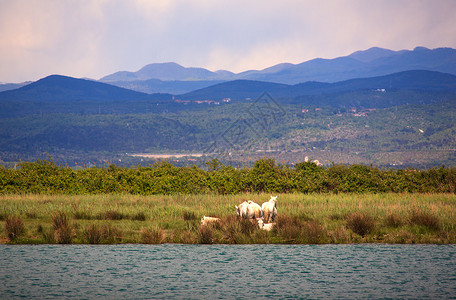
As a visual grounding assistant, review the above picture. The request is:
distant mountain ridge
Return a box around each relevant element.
[100,47,456,90]
[0,82,31,92]
[179,70,456,101]
[2,70,456,107]
[101,62,234,82]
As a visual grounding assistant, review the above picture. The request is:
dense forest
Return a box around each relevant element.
[1,158,455,194]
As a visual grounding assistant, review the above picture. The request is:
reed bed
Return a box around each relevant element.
[1,193,455,244]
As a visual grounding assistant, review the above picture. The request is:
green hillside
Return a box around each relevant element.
[1,98,455,168]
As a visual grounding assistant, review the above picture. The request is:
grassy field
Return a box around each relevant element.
[1,193,455,244]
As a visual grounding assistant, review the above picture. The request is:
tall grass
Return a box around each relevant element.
[199,225,214,244]
[84,224,102,244]
[409,209,441,231]
[345,213,375,237]
[51,212,73,244]
[0,193,455,244]
[141,227,166,244]
[4,216,24,241]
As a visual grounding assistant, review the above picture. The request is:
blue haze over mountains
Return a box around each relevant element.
[98,46,456,94]
[2,46,456,168]
[1,46,456,113]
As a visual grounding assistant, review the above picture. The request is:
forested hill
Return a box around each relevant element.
[179,70,456,101]
[0,75,173,102]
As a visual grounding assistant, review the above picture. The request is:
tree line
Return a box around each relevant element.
[1,159,455,194]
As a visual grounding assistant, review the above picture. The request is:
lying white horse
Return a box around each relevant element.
[236,200,263,219]
[257,219,275,231]
[201,216,220,226]
[262,196,278,223]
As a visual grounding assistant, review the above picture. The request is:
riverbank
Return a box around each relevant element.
[1,193,455,244]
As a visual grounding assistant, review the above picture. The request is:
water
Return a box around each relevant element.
[1,244,455,299]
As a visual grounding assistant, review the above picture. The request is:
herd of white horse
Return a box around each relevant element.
[201,196,278,231]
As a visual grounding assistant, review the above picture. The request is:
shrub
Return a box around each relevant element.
[199,225,214,244]
[51,212,73,244]
[274,215,304,242]
[5,216,24,241]
[409,209,441,231]
[141,227,165,244]
[222,216,243,244]
[345,213,375,237]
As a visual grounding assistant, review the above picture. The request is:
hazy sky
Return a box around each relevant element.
[1,0,456,82]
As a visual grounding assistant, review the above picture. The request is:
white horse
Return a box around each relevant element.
[257,218,275,231]
[236,200,263,219]
[262,196,278,223]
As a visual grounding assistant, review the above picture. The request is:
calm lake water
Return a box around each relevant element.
[1,244,455,299]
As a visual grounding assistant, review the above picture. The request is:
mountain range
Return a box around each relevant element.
[178,70,456,101]
[97,47,456,95]
[1,47,456,113]
[1,46,455,96]
[1,70,456,118]
[1,46,456,168]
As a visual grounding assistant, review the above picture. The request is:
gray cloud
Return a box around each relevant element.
[1,0,455,82]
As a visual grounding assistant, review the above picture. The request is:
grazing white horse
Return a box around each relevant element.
[262,196,278,223]
[201,216,220,226]
[236,200,263,219]
[257,218,275,231]
[235,201,249,218]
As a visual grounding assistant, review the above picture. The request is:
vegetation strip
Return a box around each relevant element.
[1,193,455,244]
[1,159,456,194]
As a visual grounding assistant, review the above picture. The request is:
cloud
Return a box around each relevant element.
[1,0,455,82]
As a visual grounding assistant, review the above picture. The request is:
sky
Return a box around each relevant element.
[1,0,456,83]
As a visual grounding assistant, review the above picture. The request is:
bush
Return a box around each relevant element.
[1,158,456,195]
[5,216,24,241]
[141,227,165,244]
[218,215,258,244]
[345,213,375,237]
[409,209,441,231]
[199,225,214,244]
[51,212,73,244]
